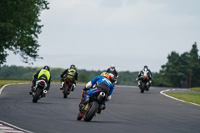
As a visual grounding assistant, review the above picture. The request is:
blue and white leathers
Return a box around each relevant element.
[85,76,114,97]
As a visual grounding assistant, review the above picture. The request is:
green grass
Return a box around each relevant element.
[189,87,200,92]
[165,92,200,105]
[0,79,31,88]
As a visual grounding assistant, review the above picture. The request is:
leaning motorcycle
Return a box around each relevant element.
[137,76,150,93]
[77,85,109,122]
[31,79,48,103]
[61,76,74,98]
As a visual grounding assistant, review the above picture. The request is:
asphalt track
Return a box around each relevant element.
[0,83,200,133]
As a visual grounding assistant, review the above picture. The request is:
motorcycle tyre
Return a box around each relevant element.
[32,88,42,103]
[140,82,145,93]
[84,101,99,122]
[63,85,69,98]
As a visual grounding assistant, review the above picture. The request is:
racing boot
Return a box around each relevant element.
[97,104,106,114]
[60,82,64,90]
[71,84,76,91]
[138,80,141,87]
[84,94,90,103]
[29,86,34,95]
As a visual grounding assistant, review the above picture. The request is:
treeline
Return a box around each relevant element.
[0,65,139,86]
[153,42,200,88]
[0,42,199,88]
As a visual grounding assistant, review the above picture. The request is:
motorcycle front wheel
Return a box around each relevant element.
[140,82,146,93]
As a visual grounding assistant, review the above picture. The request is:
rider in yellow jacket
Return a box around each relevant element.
[29,66,52,95]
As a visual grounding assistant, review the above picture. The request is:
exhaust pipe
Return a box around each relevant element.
[97,92,105,101]
[100,92,105,97]
[43,90,48,94]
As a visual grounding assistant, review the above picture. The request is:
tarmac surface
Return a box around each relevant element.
[0,83,200,133]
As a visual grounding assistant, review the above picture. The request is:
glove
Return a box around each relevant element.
[100,104,106,110]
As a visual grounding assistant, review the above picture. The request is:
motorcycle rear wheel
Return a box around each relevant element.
[63,85,69,98]
[84,101,99,122]
[32,88,42,103]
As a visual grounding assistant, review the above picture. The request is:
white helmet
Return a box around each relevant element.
[110,64,115,69]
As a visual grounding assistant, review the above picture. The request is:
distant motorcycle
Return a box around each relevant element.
[137,76,150,93]
[31,78,48,103]
[61,76,74,98]
[77,83,109,122]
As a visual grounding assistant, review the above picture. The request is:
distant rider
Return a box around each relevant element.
[106,64,118,85]
[29,66,51,95]
[79,72,114,115]
[60,64,78,90]
[106,64,118,78]
[137,65,152,86]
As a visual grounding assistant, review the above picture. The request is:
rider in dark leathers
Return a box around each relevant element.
[60,64,78,90]
[106,64,118,78]
[106,64,118,85]
[137,65,152,86]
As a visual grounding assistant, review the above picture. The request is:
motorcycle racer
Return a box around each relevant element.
[137,65,152,87]
[79,72,114,114]
[106,64,118,78]
[29,66,51,95]
[60,64,78,90]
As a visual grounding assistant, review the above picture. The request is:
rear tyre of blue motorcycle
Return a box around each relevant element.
[84,101,99,122]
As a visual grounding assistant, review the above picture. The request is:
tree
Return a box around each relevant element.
[159,42,200,88]
[0,0,49,65]
[188,42,200,87]
[179,42,200,87]
[160,51,183,87]
[179,52,191,87]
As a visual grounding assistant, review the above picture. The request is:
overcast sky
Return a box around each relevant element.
[6,0,200,72]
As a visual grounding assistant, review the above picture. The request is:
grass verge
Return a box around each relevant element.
[165,92,200,105]
[189,87,200,92]
[0,79,31,88]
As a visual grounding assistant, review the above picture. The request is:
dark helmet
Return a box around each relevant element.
[144,65,148,70]
[43,65,50,71]
[70,64,75,69]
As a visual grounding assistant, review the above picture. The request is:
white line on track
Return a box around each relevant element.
[0,83,29,95]
[0,120,33,133]
[160,89,200,107]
